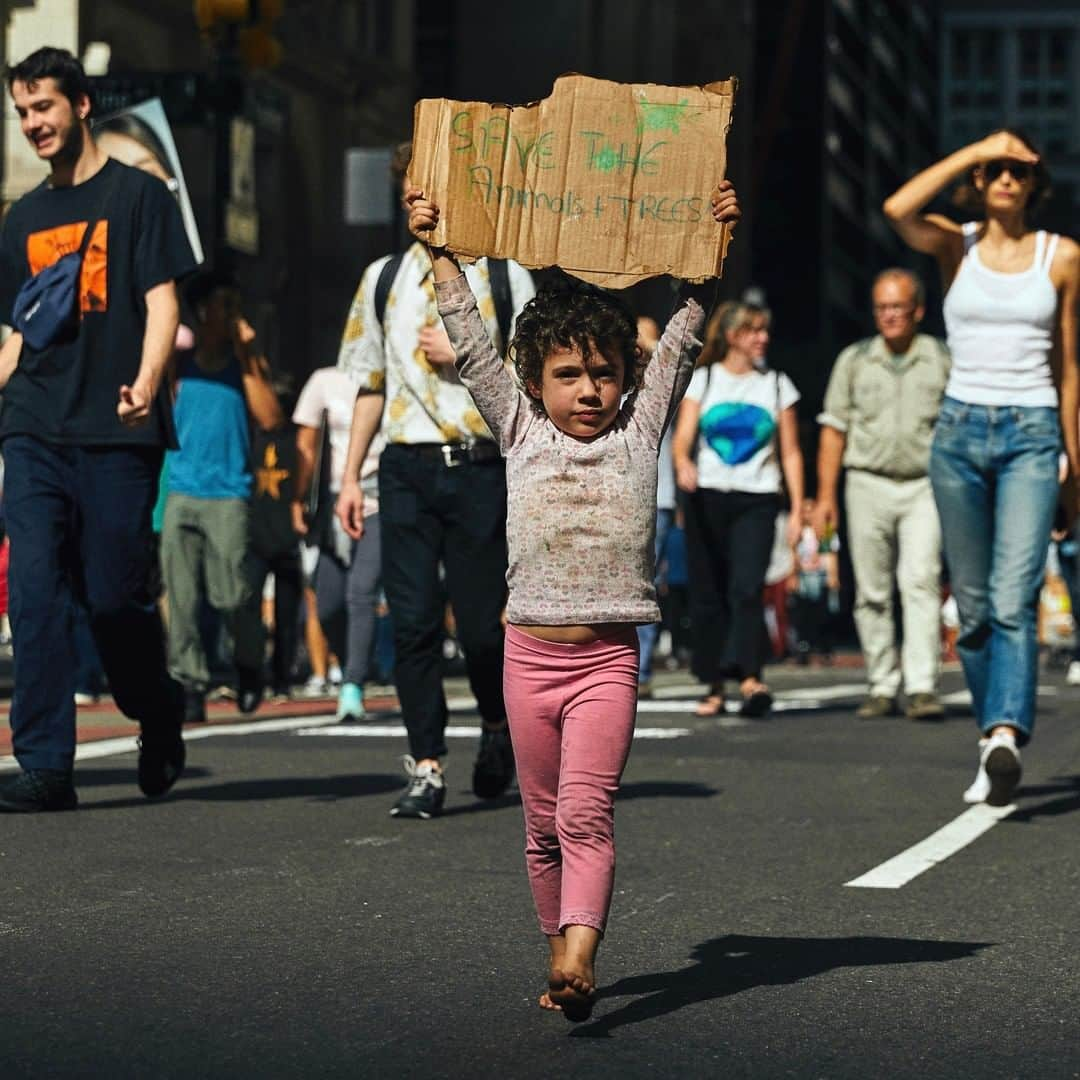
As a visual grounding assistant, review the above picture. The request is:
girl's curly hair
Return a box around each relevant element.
[509,277,642,409]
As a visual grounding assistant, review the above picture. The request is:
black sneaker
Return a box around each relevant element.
[236,667,264,715]
[472,724,515,798]
[0,769,78,813]
[138,707,186,799]
[389,757,446,819]
[184,688,207,724]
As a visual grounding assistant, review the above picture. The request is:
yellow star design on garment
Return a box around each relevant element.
[255,443,290,499]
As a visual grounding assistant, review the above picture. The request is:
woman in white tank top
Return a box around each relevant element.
[884,129,1080,807]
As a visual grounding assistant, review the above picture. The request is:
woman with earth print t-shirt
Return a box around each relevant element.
[672,300,804,718]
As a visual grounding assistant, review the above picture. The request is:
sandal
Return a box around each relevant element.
[695,692,726,717]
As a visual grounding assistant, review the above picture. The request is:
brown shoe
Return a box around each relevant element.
[857,695,898,719]
[906,692,946,720]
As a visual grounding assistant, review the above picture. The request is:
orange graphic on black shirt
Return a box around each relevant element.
[26,221,108,313]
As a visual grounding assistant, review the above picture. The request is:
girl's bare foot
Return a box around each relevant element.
[544,925,600,1020]
[547,965,596,1022]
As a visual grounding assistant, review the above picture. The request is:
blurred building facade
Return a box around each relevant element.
[750,0,941,416]
[941,1,1080,234]
[0,0,759,383]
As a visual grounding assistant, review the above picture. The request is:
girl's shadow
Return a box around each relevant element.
[572,933,989,1037]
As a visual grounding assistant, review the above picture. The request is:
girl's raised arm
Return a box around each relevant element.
[629,182,740,445]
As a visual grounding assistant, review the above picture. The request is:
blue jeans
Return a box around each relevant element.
[637,507,675,683]
[929,398,1061,742]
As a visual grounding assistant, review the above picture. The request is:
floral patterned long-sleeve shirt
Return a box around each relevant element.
[436,274,703,626]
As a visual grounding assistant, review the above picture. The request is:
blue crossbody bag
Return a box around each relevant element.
[11,168,118,351]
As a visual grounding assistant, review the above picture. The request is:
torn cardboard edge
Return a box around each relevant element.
[409,73,737,288]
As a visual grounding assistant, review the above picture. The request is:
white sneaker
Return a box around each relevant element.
[963,738,991,804]
[982,731,1022,807]
[1067,660,1080,686]
[299,675,330,698]
[965,732,1022,806]
[328,662,343,686]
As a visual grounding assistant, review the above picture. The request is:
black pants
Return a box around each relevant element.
[248,542,303,691]
[379,444,508,760]
[791,594,832,657]
[3,436,179,771]
[682,488,779,684]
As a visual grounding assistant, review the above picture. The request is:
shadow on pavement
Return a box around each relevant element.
[440,791,521,817]
[1009,774,1080,822]
[617,781,717,800]
[82,773,402,810]
[437,780,719,819]
[572,933,990,1038]
[73,766,213,787]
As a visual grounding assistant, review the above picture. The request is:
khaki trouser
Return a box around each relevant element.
[162,493,264,689]
[845,471,942,698]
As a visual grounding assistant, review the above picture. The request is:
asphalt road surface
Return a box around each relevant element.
[2,666,1078,1079]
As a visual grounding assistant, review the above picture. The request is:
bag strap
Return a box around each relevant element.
[488,258,515,354]
[374,252,404,329]
[75,163,123,262]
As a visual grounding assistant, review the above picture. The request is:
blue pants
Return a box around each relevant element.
[3,436,179,771]
[929,399,1060,743]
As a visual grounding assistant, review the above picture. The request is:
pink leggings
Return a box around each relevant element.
[503,624,639,936]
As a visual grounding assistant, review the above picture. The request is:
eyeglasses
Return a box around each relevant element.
[983,159,1033,184]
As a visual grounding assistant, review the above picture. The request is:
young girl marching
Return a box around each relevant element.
[407,180,739,1021]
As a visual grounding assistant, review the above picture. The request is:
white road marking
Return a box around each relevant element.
[294,724,692,740]
[941,685,1057,706]
[844,802,1017,889]
[446,681,869,713]
[0,715,340,771]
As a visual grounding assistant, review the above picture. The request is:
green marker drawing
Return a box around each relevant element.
[636,98,693,135]
[594,144,619,172]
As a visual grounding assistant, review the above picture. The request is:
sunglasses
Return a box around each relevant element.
[983,159,1033,183]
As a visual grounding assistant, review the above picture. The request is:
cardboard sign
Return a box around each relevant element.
[409,74,737,288]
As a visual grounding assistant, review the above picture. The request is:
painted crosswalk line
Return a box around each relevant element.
[844,802,1017,889]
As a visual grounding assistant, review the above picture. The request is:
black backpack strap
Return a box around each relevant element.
[488,258,516,355]
[374,252,405,329]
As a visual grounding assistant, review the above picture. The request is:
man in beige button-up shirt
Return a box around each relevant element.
[816,269,951,720]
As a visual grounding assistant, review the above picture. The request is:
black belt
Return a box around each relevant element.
[395,441,501,467]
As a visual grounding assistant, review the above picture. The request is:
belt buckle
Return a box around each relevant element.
[441,443,463,468]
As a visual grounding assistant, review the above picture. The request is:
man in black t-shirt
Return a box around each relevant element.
[0,48,196,812]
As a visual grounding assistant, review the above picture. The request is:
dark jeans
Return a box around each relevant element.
[72,598,106,696]
[682,488,779,684]
[3,436,179,771]
[379,444,508,761]
[249,541,303,691]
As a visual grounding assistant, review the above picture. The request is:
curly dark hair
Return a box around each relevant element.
[510,277,642,409]
[952,128,1052,222]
